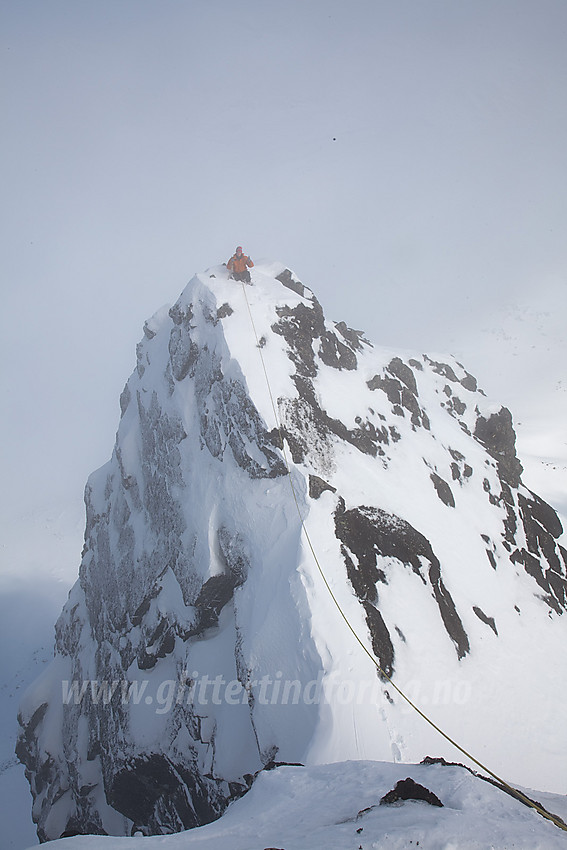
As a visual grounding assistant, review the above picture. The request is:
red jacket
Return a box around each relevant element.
[227,253,254,273]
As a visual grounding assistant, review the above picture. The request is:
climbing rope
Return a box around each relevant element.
[239,280,567,832]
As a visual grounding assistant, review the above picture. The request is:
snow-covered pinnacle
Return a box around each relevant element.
[17,262,567,841]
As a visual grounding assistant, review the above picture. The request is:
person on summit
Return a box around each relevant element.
[227,246,254,283]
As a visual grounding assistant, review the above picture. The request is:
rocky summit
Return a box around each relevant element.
[17,262,567,841]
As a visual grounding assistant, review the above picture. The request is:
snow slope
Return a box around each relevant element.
[27,761,567,850]
[16,262,567,842]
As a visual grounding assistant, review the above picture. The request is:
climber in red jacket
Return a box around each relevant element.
[227,247,254,283]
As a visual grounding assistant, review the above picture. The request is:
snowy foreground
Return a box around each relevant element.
[29,760,567,850]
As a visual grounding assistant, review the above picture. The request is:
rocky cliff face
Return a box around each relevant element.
[17,262,567,840]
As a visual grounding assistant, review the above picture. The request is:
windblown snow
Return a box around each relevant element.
[17,262,567,844]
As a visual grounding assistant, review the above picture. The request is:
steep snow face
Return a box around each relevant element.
[17,263,567,841]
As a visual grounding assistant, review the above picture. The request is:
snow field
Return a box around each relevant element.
[32,760,567,850]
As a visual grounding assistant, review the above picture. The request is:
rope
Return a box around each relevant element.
[238,280,567,833]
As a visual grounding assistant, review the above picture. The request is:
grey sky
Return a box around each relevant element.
[1,0,566,523]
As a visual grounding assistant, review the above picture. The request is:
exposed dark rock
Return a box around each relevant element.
[272,300,325,378]
[380,777,443,807]
[279,398,329,465]
[472,606,498,635]
[474,408,523,488]
[522,491,563,539]
[460,372,477,392]
[367,366,429,429]
[169,328,199,381]
[340,543,382,603]
[107,754,233,834]
[318,330,358,370]
[193,347,287,479]
[275,268,308,298]
[119,383,131,416]
[168,302,193,326]
[216,303,233,320]
[500,482,518,544]
[136,341,147,378]
[402,387,428,428]
[511,547,566,614]
[280,382,384,463]
[367,374,402,405]
[389,426,401,442]
[423,356,459,383]
[334,320,370,350]
[262,760,304,771]
[505,490,567,612]
[448,395,467,416]
[363,602,394,679]
[430,473,455,508]
[421,755,465,768]
[271,305,393,459]
[130,595,153,628]
[309,475,337,499]
[428,559,470,660]
[387,357,418,394]
[324,413,382,457]
[334,501,470,671]
[482,477,500,506]
[60,820,108,838]
[273,294,367,382]
[138,618,177,669]
[191,573,242,634]
[15,703,48,766]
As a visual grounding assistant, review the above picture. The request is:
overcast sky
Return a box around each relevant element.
[1,0,566,533]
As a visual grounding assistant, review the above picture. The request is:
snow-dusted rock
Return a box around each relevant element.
[17,263,567,841]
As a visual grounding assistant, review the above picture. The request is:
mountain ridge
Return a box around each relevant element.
[17,262,567,841]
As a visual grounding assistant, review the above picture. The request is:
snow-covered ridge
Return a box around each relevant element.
[29,760,567,849]
[17,262,567,842]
